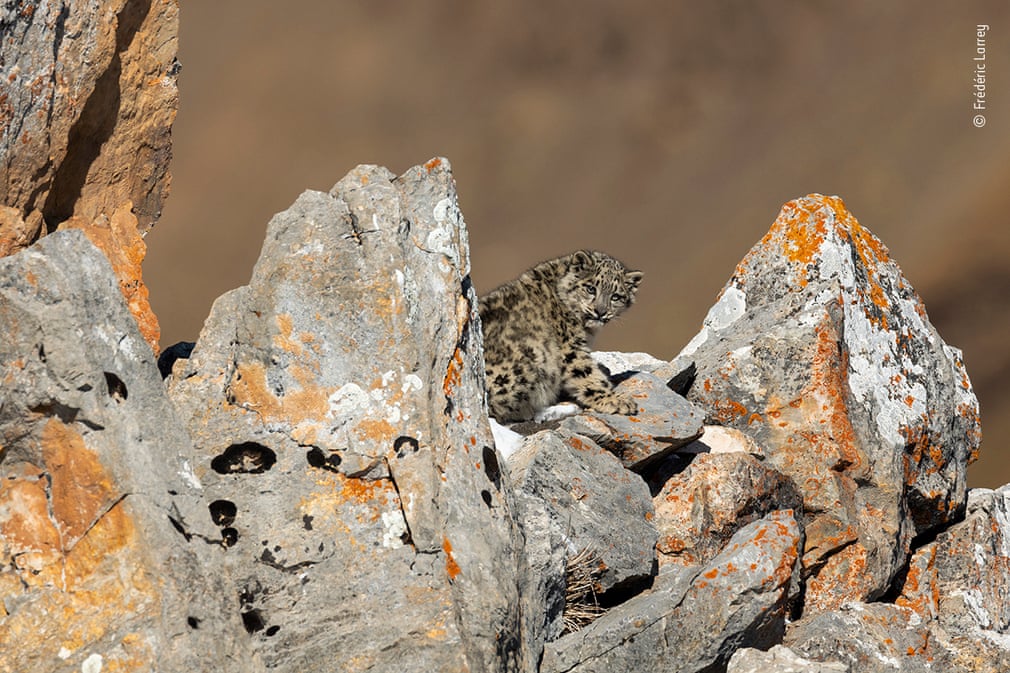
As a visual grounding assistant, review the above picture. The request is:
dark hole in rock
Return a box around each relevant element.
[265,625,280,637]
[221,527,239,547]
[481,489,493,508]
[482,446,501,489]
[302,514,314,530]
[208,499,237,526]
[187,616,201,629]
[37,343,46,362]
[211,442,277,474]
[103,371,128,401]
[306,447,342,472]
[394,435,420,458]
[157,341,195,378]
[241,609,265,634]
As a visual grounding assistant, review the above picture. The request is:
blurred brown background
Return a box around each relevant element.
[145,1,1008,487]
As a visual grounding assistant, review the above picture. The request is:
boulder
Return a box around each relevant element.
[166,159,525,672]
[681,194,980,611]
[541,510,802,673]
[728,645,849,673]
[653,451,803,569]
[0,231,255,672]
[506,431,658,597]
[1,0,179,349]
[784,603,956,673]
[895,486,1010,670]
[557,371,704,472]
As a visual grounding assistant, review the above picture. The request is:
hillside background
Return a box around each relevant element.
[145,1,1009,487]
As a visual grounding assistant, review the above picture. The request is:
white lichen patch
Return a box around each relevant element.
[381,509,408,548]
[81,653,103,673]
[706,286,747,331]
[427,197,462,267]
[327,383,370,420]
[178,459,202,489]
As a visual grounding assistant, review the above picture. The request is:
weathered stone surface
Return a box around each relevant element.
[899,487,1010,633]
[785,603,956,673]
[0,231,254,672]
[784,488,1010,672]
[892,486,1010,670]
[681,194,980,611]
[167,159,524,672]
[653,451,802,569]
[507,431,657,596]
[542,510,802,673]
[728,645,849,673]
[1,0,179,349]
[557,372,704,472]
[680,425,767,457]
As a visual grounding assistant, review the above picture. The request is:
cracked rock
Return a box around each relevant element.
[681,194,980,612]
[0,231,254,672]
[167,159,525,672]
[541,510,802,673]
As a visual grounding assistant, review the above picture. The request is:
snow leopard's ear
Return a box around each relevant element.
[625,270,644,291]
[571,250,594,272]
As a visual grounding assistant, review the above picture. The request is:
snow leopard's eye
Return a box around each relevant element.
[611,293,626,303]
[584,285,596,296]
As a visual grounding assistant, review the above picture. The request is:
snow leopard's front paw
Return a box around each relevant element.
[588,391,639,416]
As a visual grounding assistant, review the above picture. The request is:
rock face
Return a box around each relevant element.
[681,194,980,611]
[1,0,180,349]
[166,159,525,672]
[0,231,253,672]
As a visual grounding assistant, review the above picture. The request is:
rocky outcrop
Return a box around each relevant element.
[1,0,179,349]
[0,141,998,673]
[0,230,253,672]
[164,160,525,672]
[681,194,980,612]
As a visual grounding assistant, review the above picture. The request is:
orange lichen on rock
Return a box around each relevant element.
[228,360,332,424]
[0,420,159,669]
[443,347,464,399]
[442,537,461,580]
[59,205,160,353]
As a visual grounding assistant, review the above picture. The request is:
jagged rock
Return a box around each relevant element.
[681,194,980,612]
[784,603,956,673]
[0,231,254,672]
[652,451,802,569]
[895,486,1010,669]
[506,431,657,597]
[1,0,179,349]
[728,645,849,673]
[166,159,524,672]
[557,371,704,472]
[541,510,802,673]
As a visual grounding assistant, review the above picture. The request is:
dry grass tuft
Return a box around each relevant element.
[562,546,607,633]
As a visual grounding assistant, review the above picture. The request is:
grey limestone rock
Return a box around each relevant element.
[0,231,256,671]
[506,430,658,597]
[167,159,525,672]
[728,645,849,673]
[681,194,980,612]
[557,371,704,473]
[652,451,803,569]
[542,510,803,673]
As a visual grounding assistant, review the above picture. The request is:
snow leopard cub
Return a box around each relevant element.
[479,250,644,422]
